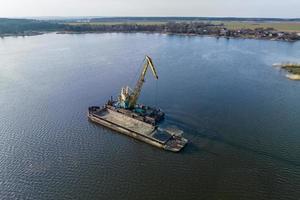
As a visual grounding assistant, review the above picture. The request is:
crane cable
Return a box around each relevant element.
[154,78,158,107]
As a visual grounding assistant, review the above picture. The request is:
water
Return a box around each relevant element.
[0,33,300,200]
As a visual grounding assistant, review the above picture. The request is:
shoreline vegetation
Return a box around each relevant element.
[1,17,300,42]
[0,18,65,38]
[273,63,300,80]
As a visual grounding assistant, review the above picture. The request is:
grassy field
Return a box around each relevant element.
[283,65,300,75]
[218,21,300,32]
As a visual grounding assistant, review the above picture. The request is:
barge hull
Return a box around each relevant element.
[88,107,187,152]
[88,114,165,150]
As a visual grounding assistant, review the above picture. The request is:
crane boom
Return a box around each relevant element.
[118,56,158,109]
[128,56,158,109]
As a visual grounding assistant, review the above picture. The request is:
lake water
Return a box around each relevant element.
[0,33,300,200]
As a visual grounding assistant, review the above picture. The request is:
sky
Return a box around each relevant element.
[0,0,299,18]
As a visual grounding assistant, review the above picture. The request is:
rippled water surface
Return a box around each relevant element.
[0,33,300,200]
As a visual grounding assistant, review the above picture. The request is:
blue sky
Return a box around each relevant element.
[0,0,299,18]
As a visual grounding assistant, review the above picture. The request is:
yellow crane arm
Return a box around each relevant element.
[128,56,158,109]
[146,56,158,79]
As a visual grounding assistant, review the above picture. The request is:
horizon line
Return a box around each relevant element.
[1,16,300,20]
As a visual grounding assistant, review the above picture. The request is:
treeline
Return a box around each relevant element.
[65,22,300,41]
[0,18,65,34]
[65,23,165,32]
[0,19,222,35]
[65,22,223,34]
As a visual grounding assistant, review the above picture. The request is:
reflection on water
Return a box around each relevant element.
[0,33,300,200]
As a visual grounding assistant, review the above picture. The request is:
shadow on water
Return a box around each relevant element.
[167,116,300,166]
[189,128,300,167]
[182,142,201,154]
[186,142,220,156]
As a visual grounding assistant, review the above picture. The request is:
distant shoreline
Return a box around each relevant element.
[0,31,44,38]
[1,30,300,43]
[55,30,300,42]
[1,18,300,42]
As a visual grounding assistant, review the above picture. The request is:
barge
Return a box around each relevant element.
[88,56,188,152]
[88,106,187,152]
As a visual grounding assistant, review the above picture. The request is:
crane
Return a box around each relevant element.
[118,56,158,109]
